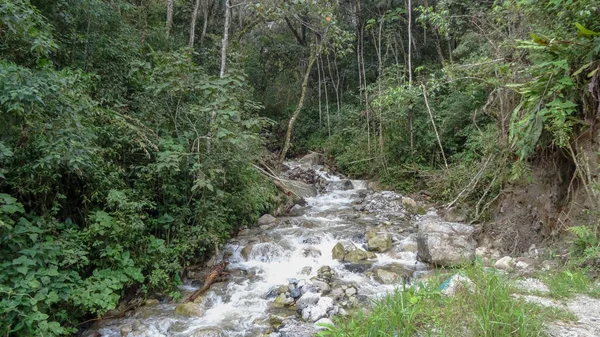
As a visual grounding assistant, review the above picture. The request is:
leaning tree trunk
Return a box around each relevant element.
[199,2,210,48]
[189,0,201,47]
[166,0,174,37]
[279,52,317,163]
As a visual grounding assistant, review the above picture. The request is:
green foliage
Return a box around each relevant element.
[568,223,600,269]
[541,269,595,299]
[0,1,277,333]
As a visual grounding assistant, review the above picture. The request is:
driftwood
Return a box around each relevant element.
[185,261,228,303]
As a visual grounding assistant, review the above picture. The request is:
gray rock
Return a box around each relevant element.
[301,266,313,275]
[121,326,132,337]
[258,214,277,226]
[288,204,307,216]
[283,180,318,198]
[298,152,323,166]
[330,287,344,300]
[302,296,334,322]
[317,265,333,281]
[241,244,253,261]
[494,256,513,271]
[345,287,357,297]
[314,318,334,331]
[331,241,355,261]
[174,302,204,317]
[303,246,322,258]
[344,249,370,263]
[367,232,392,252]
[311,280,331,293]
[416,218,476,266]
[401,197,419,214]
[374,269,401,284]
[296,292,320,310]
[273,293,293,308]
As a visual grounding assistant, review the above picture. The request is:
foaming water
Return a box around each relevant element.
[90,164,422,337]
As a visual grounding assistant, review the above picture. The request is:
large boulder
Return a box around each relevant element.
[366,232,392,252]
[331,241,356,261]
[298,152,323,166]
[332,241,376,263]
[416,218,476,266]
[344,249,370,263]
[258,214,277,226]
[282,180,318,198]
[301,296,335,322]
[174,302,204,317]
[374,269,401,285]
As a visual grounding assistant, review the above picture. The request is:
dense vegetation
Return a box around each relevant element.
[1,0,600,335]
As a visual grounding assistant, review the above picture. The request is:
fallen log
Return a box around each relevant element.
[185,261,228,303]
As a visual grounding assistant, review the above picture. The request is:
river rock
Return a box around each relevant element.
[273,293,293,308]
[258,214,277,226]
[296,292,320,310]
[120,326,132,337]
[367,232,392,252]
[495,256,513,271]
[283,180,318,198]
[303,246,322,258]
[301,266,312,275]
[241,244,253,261]
[288,204,307,216]
[174,302,204,317]
[301,296,335,322]
[374,269,401,284]
[344,249,370,263]
[331,241,354,261]
[298,152,323,166]
[314,318,334,331]
[345,287,357,296]
[416,218,476,266]
[317,266,333,281]
[401,196,418,214]
[311,280,331,293]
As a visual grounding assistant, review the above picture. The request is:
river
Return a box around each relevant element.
[86,160,431,337]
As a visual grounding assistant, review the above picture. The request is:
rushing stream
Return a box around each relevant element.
[86,160,433,337]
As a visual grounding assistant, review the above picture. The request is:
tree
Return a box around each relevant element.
[166,0,174,37]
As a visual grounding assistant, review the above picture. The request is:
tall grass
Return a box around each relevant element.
[318,264,555,337]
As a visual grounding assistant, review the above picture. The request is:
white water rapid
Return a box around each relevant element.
[85,162,431,337]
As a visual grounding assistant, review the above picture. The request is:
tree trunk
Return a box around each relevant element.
[189,0,201,48]
[279,52,317,163]
[219,0,231,78]
[207,0,231,154]
[199,1,210,48]
[166,0,174,37]
[407,0,412,84]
